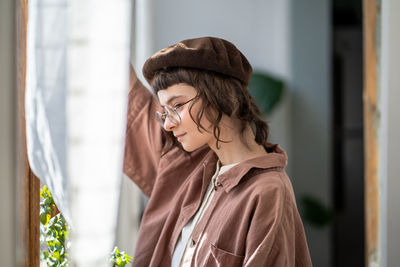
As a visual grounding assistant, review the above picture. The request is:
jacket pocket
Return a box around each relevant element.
[204,243,244,267]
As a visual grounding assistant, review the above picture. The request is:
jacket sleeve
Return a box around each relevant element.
[123,64,163,197]
[243,175,312,267]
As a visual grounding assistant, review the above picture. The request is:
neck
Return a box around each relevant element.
[208,122,267,166]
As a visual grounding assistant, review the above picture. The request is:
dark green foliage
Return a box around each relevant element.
[248,72,285,115]
[299,194,334,228]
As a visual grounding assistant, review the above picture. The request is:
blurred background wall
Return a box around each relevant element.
[380,1,400,266]
[290,0,334,265]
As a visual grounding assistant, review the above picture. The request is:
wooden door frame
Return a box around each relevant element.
[363,0,380,266]
[16,0,41,266]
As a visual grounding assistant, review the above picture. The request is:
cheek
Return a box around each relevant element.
[180,105,200,129]
[182,106,213,132]
[179,111,196,131]
[180,109,213,147]
[180,107,195,122]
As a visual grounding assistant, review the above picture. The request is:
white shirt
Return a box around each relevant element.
[171,161,238,267]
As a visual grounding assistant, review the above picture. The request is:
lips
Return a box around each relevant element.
[174,133,186,141]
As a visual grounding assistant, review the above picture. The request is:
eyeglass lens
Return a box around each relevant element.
[156,105,180,126]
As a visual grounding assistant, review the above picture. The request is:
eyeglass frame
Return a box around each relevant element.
[155,96,197,127]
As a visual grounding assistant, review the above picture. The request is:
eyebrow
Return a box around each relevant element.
[159,95,185,107]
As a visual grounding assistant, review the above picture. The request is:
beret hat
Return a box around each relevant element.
[142,36,253,85]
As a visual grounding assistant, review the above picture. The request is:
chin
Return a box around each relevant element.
[180,142,205,152]
[181,144,197,152]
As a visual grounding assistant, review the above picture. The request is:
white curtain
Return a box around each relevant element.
[25,0,132,265]
[26,0,70,223]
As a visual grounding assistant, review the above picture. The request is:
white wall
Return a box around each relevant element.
[0,0,17,265]
[380,0,400,266]
[290,1,332,266]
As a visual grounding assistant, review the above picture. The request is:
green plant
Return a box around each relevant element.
[248,71,285,115]
[40,186,133,266]
[110,247,133,267]
[40,186,70,266]
[299,194,334,228]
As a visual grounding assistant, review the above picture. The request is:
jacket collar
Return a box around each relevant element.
[202,143,287,193]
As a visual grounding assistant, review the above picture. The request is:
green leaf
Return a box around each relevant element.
[43,251,49,258]
[299,194,334,228]
[248,72,285,115]
[40,212,51,225]
[40,186,70,266]
[44,197,53,205]
[54,250,60,260]
[110,246,133,266]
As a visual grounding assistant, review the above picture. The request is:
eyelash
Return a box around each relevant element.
[173,103,184,109]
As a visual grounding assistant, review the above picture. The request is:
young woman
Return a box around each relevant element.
[123,37,312,267]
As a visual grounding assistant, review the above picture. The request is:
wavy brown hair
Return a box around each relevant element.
[151,67,269,155]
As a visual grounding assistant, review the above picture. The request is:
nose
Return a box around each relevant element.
[163,116,176,131]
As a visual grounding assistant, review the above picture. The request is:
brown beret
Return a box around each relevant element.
[142,36,253,85]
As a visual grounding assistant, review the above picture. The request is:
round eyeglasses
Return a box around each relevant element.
[155,97,196,127]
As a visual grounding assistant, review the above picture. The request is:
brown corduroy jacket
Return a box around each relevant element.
[123,68,312,267]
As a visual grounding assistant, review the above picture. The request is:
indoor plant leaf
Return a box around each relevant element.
[248,72,285,115]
